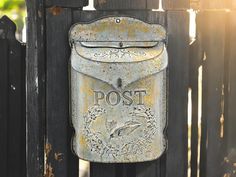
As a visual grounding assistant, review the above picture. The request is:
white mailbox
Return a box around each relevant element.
[69,17,168,163]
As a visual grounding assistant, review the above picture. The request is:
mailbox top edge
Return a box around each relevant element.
[69,16,166,43]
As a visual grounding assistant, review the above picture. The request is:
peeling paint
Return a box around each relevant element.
[45,143,52,157]
[54,152,64,162]
[11,84,16,90]
[44,163,54,177]
[44,143,54,177]
[35,77,39,94]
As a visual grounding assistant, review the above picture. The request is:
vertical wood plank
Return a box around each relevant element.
[198,11,226,177]
[7,29,26,177]
[45,0,88,8]
[94,0,159,10]
[224,11,236,176]
[166,10,189,177]
[199,0,231,9]
[162,0,189,10]
[0,15,26,177]
[46,7,79,177]
[0,34,8,177]
[189,37,202,177]
[226,10,236,158]
[26,0,46,176]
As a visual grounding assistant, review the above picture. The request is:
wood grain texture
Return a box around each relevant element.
[94,0,159,10]
[46,0,88,8]
[0,16,26,177]
[26,0,46,177]
[7,27,26,177]
[166,10,189,177]
[224,11,236,176]
[198,11,226,177]
[46,8,79,177]
[162,0,189,9]
[225,11,236,155]
[0,28,9,177]
[189,38,202,177]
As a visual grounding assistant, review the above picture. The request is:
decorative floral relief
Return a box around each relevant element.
[83,105,157,160]
[94,49,146,59]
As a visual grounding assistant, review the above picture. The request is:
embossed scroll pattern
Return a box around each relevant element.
[94,49,146,59]
[83,105,157,160]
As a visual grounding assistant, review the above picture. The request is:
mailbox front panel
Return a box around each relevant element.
[69,17,168,163]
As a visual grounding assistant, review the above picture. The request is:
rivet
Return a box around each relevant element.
[116,19,121,23]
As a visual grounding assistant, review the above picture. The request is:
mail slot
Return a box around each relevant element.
[69,17,168,163]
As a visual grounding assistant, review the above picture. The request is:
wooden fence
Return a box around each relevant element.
[1,0,236,177]
[0,16,26,177]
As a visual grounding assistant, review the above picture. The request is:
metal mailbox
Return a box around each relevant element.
[69,17,168,163]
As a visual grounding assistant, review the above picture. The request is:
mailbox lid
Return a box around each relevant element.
[69,17,168,89]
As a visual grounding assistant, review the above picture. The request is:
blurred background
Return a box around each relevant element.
[0,0,26,41]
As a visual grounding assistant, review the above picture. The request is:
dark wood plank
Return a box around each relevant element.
[162,0,189,10]
[198,11,226,177]
[26,1,46,177]
[7,27,26,177]
[166,10,189,177]
[136,161,161,177]
[0,34,9,177]
[189,36,202,177]
[46,0,88,8]
[224,11,236,176]
[94,0,159,10]
[0,15,26,177]
[46,8,79,177]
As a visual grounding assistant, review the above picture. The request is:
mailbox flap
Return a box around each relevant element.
[69,17,168,89]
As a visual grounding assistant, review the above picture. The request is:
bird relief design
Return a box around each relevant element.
[83,105,158,160]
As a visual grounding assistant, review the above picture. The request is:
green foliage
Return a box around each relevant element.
[0,0,26,35]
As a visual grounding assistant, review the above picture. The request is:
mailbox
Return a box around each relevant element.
[69,17,168,163]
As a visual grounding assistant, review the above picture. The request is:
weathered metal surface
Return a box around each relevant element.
[69,17,168,163]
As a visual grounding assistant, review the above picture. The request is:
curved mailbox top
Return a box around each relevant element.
[69,16,166,42]
[69,17,168,90]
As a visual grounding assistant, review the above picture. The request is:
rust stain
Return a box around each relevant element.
[45,143,52,157]
[49,6,63,16]
[44,143,54,177]
[45,163,54,177]
[80,136,86,146]
[54,152,64,162]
